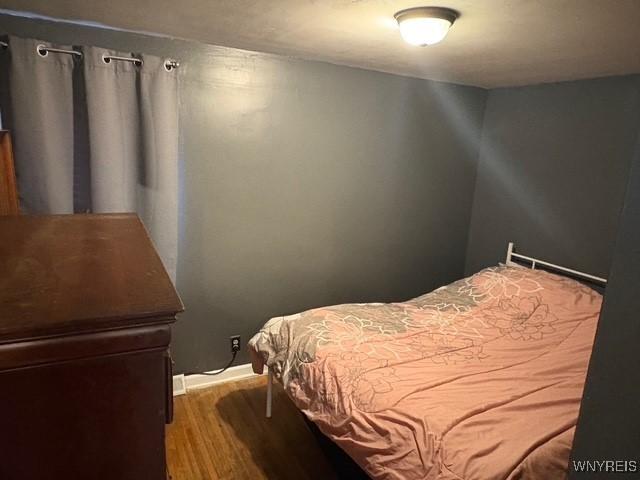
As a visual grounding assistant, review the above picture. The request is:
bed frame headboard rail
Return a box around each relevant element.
[505,242,607,285]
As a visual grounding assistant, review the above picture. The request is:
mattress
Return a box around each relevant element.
[248,265,602,479]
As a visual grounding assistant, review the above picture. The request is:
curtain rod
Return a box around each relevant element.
[0,40,179,70]
[103,53,142,66]
[101,54,179,71]
[37,44,82,58]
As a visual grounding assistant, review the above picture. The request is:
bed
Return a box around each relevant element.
[248,243,605,479]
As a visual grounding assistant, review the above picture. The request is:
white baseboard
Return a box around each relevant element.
[172,363,262,396]
[172,373,187,396]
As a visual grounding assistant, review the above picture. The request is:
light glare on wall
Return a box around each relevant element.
[394,7,458,46]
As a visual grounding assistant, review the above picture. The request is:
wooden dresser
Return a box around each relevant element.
[0,131,19,215]
[0,214,183,480]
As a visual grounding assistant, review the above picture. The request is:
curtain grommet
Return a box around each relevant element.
[164,59,179,72]
[36,44,49,58]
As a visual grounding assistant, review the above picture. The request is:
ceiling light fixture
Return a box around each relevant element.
[394,7,458,46]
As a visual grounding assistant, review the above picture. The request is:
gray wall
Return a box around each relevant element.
[569,120,640,478]
[0,15,488,373]
[465,75,640,277]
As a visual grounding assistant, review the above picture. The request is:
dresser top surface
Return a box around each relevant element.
[0,214,183,343]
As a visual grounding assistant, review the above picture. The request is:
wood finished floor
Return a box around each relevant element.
[166,376,338,480]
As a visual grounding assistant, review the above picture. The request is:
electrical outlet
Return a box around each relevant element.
[230,335,241,353]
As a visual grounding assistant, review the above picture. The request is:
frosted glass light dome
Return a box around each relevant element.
[394,7,458,46]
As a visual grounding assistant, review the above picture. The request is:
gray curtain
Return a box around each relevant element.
[1,36,179,279]
[7,36,76,213]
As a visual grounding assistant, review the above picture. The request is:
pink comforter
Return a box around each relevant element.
[249,266,602,479]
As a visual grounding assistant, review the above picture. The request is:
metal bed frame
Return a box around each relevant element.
[505,242,607,285]
[264,241,607,418]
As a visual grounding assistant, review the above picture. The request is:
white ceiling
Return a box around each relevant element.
[2,0,640,88]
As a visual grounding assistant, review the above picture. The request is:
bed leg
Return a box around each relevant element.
[266,368,273,419]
